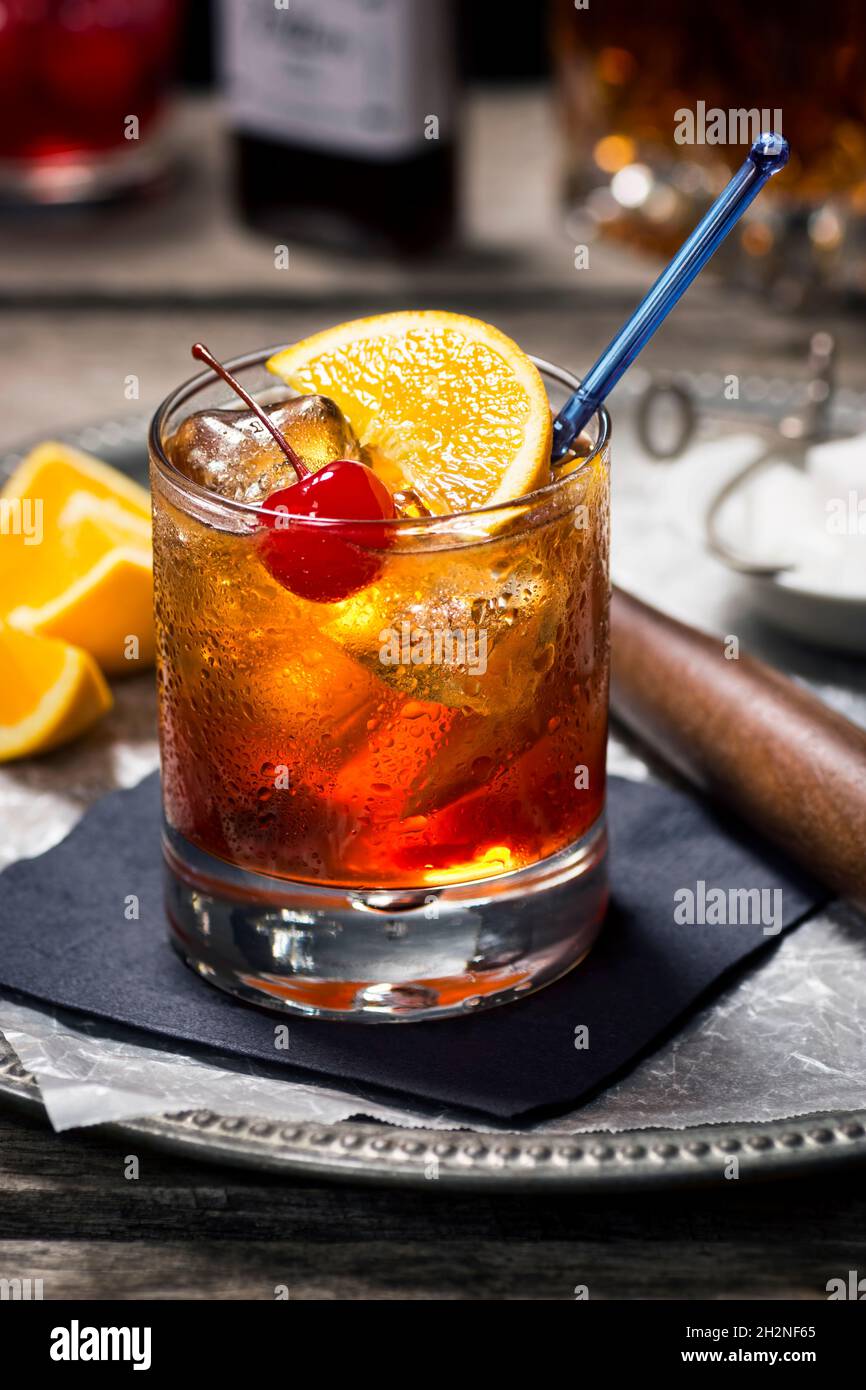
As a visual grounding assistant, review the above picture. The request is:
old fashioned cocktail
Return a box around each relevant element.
[150,314,610,1020]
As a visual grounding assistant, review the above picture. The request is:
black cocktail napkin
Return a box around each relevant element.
[0,772,823,1120]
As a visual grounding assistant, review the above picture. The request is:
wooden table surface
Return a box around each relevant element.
[1,94,864,1301]
[4,1105,865,1300]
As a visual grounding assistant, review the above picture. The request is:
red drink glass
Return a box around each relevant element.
[0,0,185,204]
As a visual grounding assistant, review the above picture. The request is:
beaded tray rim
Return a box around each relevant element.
[2,1033,865,1190]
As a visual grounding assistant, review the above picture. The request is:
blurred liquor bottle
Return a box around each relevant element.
[551,0,866,302]
[218,0,458,256]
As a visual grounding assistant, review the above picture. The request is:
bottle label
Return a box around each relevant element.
[219,0,454,159]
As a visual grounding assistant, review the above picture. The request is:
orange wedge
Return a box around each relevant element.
[2,440,150,520]
[267,311,553,515]
[0,442,153,674]
[0,622,112,761]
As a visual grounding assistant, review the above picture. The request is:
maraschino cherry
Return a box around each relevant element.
[191,344,395,603]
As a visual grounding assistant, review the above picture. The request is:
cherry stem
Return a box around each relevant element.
[191,342,311,480]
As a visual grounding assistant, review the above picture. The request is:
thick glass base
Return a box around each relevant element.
[0,140,169,207]
[164,817,608,1022]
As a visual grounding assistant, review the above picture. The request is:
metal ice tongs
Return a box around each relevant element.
[635,333,837,577]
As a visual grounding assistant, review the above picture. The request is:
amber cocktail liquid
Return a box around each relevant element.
[151,343,610,1020]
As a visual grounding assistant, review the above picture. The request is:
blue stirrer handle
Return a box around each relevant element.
[551,132,790,461]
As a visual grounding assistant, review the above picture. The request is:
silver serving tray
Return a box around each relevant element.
[2,414,866,1191]
[1,1032,864,1190]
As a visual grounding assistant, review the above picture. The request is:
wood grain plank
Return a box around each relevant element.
[0,1238,836,1301]
[1,1110,864,1298]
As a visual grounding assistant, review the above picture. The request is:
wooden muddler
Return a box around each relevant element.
[610,587,866,908]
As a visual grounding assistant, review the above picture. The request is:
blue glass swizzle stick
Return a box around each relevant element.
[551,133,790,461]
